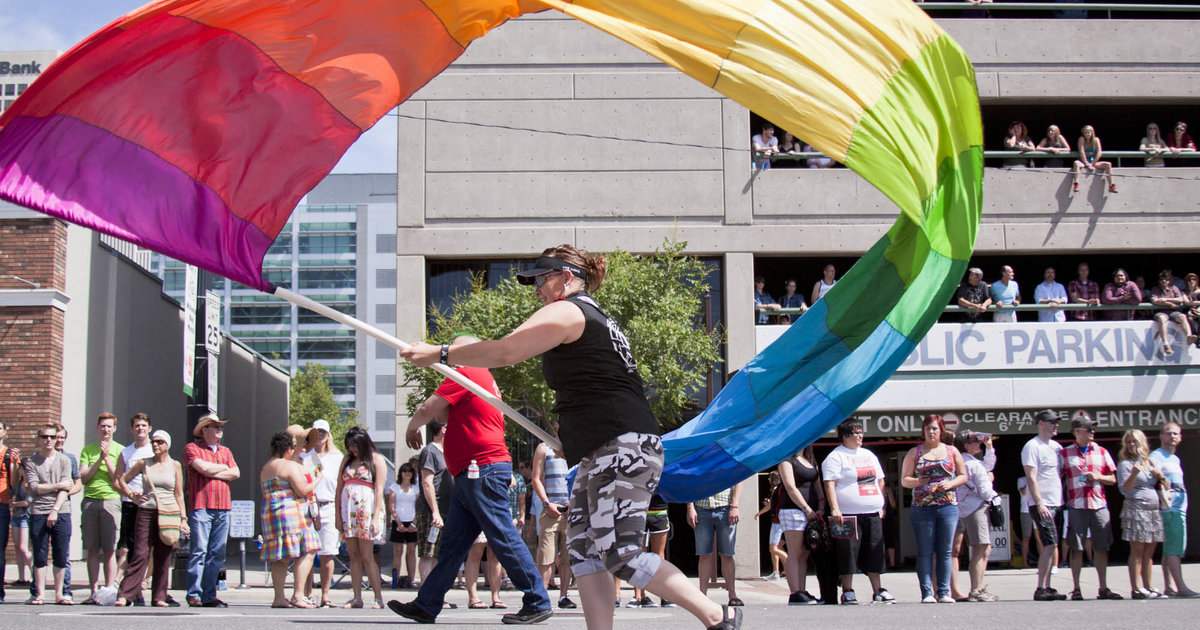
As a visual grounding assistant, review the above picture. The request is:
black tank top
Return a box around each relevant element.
[541,292,658,465]
[779,457,819,510]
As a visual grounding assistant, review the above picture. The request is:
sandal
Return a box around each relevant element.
[342,598,364,609]
[153,601,172,607]
[727,597,744,607]
[81,597,99,605]
[291,597,316,609]
[26,597,45,605]
[320,599,334,608]
[469,601,489,609]
[271,600,295,608]
[491,601,507,609]
[56,599,75,605]
[372,599,385,609]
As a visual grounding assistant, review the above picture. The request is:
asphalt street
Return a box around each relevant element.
[4,564,1200,629]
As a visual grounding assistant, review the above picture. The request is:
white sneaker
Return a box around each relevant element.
[937,595,956,604]
[922,595,937,604]
[1050,565,1059,575]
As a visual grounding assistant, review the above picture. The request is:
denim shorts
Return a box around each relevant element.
[694,506,736,556]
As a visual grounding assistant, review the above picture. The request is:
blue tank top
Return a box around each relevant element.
[543,451,569,505]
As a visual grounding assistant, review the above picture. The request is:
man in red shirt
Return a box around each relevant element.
[182,414,240,608]
[1060,414,1122,601]
[389,336,552,625]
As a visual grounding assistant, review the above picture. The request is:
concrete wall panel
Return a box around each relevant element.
[425,171,725,220]
[414,72,575,101]
[456,16,659,66]
[941,19,1200,66]
[424,100,723,172]
[573,72,723,100]
[398,227,576,257]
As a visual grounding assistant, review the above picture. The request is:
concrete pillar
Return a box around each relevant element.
[722,252,761,579]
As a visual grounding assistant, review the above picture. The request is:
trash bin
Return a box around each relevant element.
[172,535,190,591]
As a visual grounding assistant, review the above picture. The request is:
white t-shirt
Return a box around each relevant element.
[1017,477,1030,514]
[389,482,419,522]
[305,448,343,503]
[821,445,885,515]
[1020,436,1063,508]
[120,442,154,501]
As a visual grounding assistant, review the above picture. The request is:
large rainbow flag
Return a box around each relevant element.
[0,0,982,501]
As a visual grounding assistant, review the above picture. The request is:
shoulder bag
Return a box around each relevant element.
[143,461,183,546]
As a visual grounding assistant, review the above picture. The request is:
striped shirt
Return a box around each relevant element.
[543,452,569,506]
[183,440,236,511]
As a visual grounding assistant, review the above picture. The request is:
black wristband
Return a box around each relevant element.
[440,343,450,365]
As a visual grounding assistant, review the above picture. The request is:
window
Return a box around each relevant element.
[3,84,13,96]
[375,339,396,360]
[298,233,355,254]
[298,302,355,325]
[163,269,185,292]
[377,234,397,254]
[245,340,291,359]
[375,303,396,324]
[376,268,396,289]
[375,410,396,432]
[266,233,292,256]
[297,339,355,361]
[325,374,356,397]
[298,268,355,290]
[263,268,291,288]
[230,304,289,326]
[305,204,356,213]
[300,222,355,232]
[376,374,395,395]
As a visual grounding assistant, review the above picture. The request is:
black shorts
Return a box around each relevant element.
[646,512,671,535]
[390,521,417,544]
[834,513,885,576]
[117,501,139,550]
[1032,506,1061,548]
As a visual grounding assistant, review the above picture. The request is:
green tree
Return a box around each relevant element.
[401,240,723,445]
[289,362,359,450]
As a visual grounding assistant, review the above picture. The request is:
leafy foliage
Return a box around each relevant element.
[400,240,723,444]
[289,362,359,449]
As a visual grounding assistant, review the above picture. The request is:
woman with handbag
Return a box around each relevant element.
[777,445,823,605]
[261,431,320,608]
[1117,429,1168,599]
[115,430,187,607]
[950,431,1000,602]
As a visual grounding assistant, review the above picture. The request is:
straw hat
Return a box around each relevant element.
[192,413,228,438]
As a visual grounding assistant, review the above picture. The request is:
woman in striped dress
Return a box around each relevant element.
[260,432,320,608]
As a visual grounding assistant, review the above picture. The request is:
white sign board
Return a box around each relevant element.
[207,352,219,414]
[229,500,255,539]
[758,321,1200,371]
[205,291,222,357]
[182,266,198,396]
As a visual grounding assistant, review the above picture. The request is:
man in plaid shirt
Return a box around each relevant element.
[1068,262,1101,321]
[1060,414,1122,600]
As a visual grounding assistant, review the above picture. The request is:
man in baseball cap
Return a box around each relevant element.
[1023,409,1066,601]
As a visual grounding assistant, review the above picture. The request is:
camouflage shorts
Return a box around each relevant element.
[566,432,663,588]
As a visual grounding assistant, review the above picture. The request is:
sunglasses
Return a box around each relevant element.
[534,271,562,288]
[151,439,168,445]
[39,434,57,439]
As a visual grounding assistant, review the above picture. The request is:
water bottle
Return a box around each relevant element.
[427,525,440,543]
[468,460,479,480]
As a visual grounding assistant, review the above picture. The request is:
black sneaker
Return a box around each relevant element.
[1033,588,1063,602]
[1045,588,1067,601]
[1097,588,1124,600]
[639,596,658,608]
[501,607,553,624]
[788,591,813,606]
[1070,589,1083,601]
[388,600,437,624]
[660,599,676,608]
[705,604,743,630]
[558,596,577,609]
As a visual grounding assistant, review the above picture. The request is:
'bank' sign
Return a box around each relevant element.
[899,321,1198,371]
[0,61,41,76]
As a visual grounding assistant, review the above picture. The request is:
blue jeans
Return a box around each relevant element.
[693,506,737,556]
[911,504,958,598]
[412,462,550,616]
[187,508,230,602]
[30,512,72,568]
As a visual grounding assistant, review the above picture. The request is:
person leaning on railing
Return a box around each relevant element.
[1102,268,1142,321]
